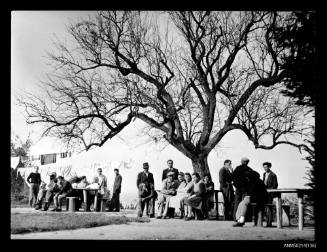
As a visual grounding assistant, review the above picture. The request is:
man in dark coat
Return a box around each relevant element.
[52,176,73,212]
[262,162,278,227]
[161,159,179,181]
[136,162,156,217]
[219,159,235,220]
[109,168,122,212]
[233,164,269,227]
[231,157,253,221]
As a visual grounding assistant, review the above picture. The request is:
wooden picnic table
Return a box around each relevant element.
[267,188,313,231]
[74,188,99,212]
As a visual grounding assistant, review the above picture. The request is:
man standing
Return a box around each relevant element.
[27,166,41,207]
[219,159,234,220]
[262,162,278,227]
[92,167,108,211]
[136,162,156,217]
[52,176,73,212]
[157,172,179,219]
[162,159,179,181]
[232,157,253,221]
[109,168,122,212]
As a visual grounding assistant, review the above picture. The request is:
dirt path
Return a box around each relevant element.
[11,208,315,240]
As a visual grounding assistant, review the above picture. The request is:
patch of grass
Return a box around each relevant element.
[11,212,149,234]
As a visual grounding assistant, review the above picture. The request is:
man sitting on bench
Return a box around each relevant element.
[52,176,73,212]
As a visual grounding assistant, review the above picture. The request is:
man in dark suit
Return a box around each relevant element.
[231,157,252,220]
[136,162,156,217]
[219,159,234,220]
[162,159,179,181]
[109,168,122,212]
[233,167,269,227]
[262,162,278,227]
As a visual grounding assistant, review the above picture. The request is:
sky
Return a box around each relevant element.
[11,11,313,195]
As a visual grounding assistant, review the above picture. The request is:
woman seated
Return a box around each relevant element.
[168,172,193,218]
[183,172,207,220]
[203,174,215,211]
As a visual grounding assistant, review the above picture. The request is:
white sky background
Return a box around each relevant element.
[11,11,313,194]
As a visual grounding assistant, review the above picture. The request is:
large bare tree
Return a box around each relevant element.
[18,11,313,178]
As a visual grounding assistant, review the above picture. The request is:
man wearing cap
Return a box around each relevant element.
[34,172,56,210]
[231,157,252,220]
[162,159,179,181]
[136,162,156,217]
[108,168,122,212]
[157,171,179,219]
[41,172,60,211]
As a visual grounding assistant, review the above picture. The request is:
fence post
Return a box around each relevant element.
[275,193,282,228]
[298,191,304,231]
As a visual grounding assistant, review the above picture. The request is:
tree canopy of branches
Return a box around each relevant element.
[19,11,313,178]
[271,11,316,109]
[11,133,32,157]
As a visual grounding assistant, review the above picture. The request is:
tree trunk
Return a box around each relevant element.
[191,155,211,179]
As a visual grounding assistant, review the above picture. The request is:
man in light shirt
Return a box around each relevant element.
[92,167,108,211]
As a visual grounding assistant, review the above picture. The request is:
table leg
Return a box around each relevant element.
[298,192,304,231]
[83,190,88,212]
[275,194,282,228]
[215,191,219,220]
[94,193,98,211]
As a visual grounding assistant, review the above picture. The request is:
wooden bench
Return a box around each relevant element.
[66,197,80,212]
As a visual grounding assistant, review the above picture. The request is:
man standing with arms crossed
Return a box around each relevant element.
[27,166,41,207]
[109,168,122,212]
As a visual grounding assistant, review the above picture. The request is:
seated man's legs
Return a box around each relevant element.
[42,190,54,211]
[52,193,59,210]
[35,189,46,209]
[156,194,167,218]
[57,193,68,211]
[162,196,172,217]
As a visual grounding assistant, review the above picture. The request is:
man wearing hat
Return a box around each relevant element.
[108,168,122,212]
[161,159,179,181]
[40,172,60,211]
[136,162,156,217]
[35,172,57,210]
[231,157,252,220]
[157,171,179,219]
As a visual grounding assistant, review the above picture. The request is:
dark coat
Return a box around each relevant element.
[232,164,253,192]
[113,174,122,194]
[58,180,72,194]
[136,171,154,188]
[263,171,278,189]
[219,167,234,202]
[162,168,179,181]
[263,171,278,202]
[244,169,269,205]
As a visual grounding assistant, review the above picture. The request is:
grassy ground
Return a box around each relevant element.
[11,211,149,234]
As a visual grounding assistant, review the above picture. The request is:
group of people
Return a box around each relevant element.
[26,157,278,227]
[27,166,122,212]
[136,158,278,227]
[136,159,215,221]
